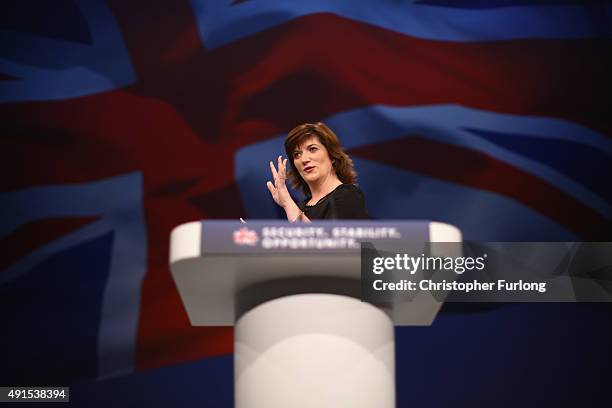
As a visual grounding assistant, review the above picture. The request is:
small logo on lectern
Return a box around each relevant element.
[233,227,259,246]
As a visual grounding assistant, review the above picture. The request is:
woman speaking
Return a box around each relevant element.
[267,122,369,221]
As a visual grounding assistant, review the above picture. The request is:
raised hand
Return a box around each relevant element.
[266,155,293,208]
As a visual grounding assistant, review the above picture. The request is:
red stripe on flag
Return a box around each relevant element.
[221,13,611,138]
[100,6,611,144]
[136,182,237,370]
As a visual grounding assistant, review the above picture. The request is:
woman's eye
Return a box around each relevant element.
[293,152,300,158]
[309,147,318,152]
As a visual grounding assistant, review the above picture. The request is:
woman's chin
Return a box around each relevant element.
[302,173,318,183]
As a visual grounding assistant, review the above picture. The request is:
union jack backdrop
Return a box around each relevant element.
[1,1,611,406]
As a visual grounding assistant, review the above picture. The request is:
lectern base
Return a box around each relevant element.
[235,293,395,408]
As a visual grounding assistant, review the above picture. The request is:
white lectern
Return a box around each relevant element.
[170,220,461,408]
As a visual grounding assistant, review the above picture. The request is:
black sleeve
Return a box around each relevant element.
[298,198,307,212]
[327,185,369,219]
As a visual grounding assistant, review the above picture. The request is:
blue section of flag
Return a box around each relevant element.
[0,172,147,380]
[0,232,114,385]
[465,127,612,203]
[69,355,234,407]
[190,0,612,49]
[416,0,608,9]
[1,1,93,43]
[0,0,135,102]
[395,303,612,406]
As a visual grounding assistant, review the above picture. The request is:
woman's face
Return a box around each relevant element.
[292,136,335,185]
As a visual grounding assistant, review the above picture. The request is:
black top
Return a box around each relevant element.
[299,184,369,220]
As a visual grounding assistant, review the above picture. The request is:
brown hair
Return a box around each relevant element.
[284,122,357,196]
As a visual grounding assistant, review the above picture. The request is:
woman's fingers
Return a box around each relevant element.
[266,181,276,195]
[276,156,287,179]
[269,160,279,180]
[271,156,288,182]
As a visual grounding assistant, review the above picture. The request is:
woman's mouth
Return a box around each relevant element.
[303,166,315,173]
